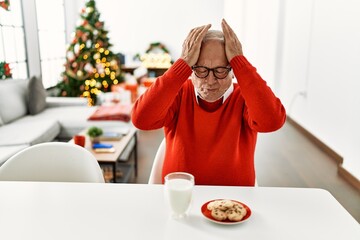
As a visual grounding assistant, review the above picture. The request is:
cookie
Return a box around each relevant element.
[207,199,234,211]
[211,208,227,221]
[226,208,244,221]
[207,201,218,211]
[233,202,247,217]
[217,199,234,210]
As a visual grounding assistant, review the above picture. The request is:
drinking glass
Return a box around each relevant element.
[164,172,195,219]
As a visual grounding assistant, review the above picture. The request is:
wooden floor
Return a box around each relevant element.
[133,121,360,223]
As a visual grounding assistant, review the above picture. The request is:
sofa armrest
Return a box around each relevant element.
[46,97,88,108]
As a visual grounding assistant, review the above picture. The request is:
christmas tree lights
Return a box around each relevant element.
[57,0,122,105]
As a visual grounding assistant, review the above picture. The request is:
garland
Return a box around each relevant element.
[0,62,12,79]
[145,42,169,54]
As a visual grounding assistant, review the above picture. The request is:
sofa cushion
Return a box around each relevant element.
[28,76,47,115]
[46,97,88,108]
[0,119,60,145]
[29,106,129,139]
[0,79,28,124]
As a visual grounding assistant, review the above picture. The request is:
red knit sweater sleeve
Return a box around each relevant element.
[231,56,286,132]
[131,59,192,130]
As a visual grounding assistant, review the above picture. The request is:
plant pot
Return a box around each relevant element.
[90,136,100,144]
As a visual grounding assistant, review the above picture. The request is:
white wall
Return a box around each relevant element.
[65,0,360,180]
[94,0,224,62]
[224,0,360,180]
[224,0,281,91]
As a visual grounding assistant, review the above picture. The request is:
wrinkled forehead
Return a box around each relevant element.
[197,38,227,66]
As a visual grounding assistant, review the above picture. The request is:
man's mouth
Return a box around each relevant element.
[206,88,218,92]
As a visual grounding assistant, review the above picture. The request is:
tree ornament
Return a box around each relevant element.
[81,34,87,42]
[66,69,77,79]
[74,43,80,54]
[93,52,100,60]
[83,23,93,31]
[110,59,117,67]
[95,21,103,28]
[85,7,94,13]
[86,40,92,48]
[67,51,75,61]
[96,63,105,74]
[77,70,84,77]
[84,63,94,73]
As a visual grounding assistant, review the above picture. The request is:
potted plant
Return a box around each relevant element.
[87,126,103,143]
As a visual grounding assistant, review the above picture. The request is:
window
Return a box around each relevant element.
[35,0,66,88]
[0,0,28,79]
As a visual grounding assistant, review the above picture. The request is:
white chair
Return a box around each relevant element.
[148,138,166,184]
[0,142,105,183]
[147,138,258,186]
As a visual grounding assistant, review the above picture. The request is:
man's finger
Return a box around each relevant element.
[193,24,210,44]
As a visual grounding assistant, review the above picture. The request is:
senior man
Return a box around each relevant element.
[132,19,286,186]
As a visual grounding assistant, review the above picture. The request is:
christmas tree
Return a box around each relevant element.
[0,0,10,11]
[57,0,122,106]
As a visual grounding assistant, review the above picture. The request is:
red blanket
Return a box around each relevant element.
[88,104,132,122]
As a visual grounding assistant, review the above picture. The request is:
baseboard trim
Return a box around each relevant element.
[286,116,343,164]
[287,116,360,191]
[338,165,360,192]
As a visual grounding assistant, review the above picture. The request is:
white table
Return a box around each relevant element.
[0,182,358,240]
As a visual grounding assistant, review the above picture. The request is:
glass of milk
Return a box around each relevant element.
[164,172,195,219]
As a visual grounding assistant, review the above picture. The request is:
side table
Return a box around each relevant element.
[70,127,137,183]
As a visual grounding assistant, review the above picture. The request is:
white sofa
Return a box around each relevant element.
[0,77,129,165]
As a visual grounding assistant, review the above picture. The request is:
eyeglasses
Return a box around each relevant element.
[192,66,232,79]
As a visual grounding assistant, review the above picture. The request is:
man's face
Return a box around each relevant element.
[191,40,232,102]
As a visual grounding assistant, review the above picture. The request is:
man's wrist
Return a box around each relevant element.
[168,59,192,79]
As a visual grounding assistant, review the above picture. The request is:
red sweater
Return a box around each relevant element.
[132,56,286,186]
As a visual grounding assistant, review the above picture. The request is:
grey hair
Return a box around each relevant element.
[202,30,224,43]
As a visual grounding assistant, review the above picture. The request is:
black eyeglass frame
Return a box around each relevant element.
[191,65,232,79]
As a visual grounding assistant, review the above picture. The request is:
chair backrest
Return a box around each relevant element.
[0,142,105,183]
[148,138,166,184]
[147,138,259,186]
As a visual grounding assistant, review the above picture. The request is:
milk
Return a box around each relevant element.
[166,178,193,215]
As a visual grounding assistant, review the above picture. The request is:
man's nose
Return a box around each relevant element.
[205,70,218,84]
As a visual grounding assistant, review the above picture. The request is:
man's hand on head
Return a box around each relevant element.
[180,24,211,66]
[221,19,243,62]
